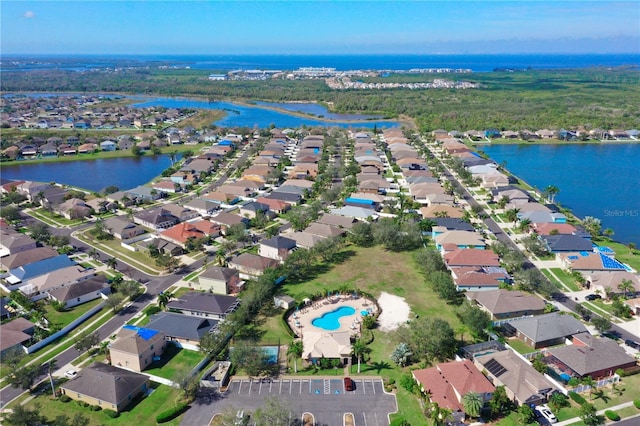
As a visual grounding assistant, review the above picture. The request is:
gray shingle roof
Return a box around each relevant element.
[146,312,218,341]
[61,362,147,406]
[167,292,239,316]
[508,313,587,344]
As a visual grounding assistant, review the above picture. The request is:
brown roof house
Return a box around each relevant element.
[547,332,637,379]
[195,266,242,295]
[466,289,546,320]
[60,362,149,412]
[228,253,279,279]
[412,359,495,423]
[0,317,35,358]
[109,325,167,372]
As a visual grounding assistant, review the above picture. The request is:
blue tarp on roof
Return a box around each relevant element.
[345,197,375,205]
[123,325,160,341]
[218,140,234,146]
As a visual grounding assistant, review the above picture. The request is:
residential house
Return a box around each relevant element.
[412,359,495,423]
[304,222,345,239]
[0,230,37,257]
[209,211,248,234]
[450,267,509,292]
[20,265,95,301]
[196,266,242,294]
[420,205,465,219]
[145,312,219,350]
[518,210,567,224]
[239,201,272,220]
[560,252,628,273]
[3,254,77,291]
[255,197,291,215]
[184,199,220,217]
[258,236,297,262]
[285,231,327,249]
[148,238,183,257]
[100,140,117,151]
[133,208,180,230]
[316,213,358,230]
[167,292,239,320]
[228,253,279,279]
[435,231,486,251]
[109,325,167,372]
[586,271,640,296]
[152,180,180,194]
[329,206,378,220]
[159,220,220,247]
[547,332,636,379]
[54,198,92,220]
[505,313,588,349]
[0,247,58,270]
[60,362,149,412]
[531,223,579,236]
[103,216,146,240]
[443,249,501,268]
[541,234,592,253]
[47,275,111,308]
[0,317,34,358]
[466,289,546,320]
[474,349,559,406]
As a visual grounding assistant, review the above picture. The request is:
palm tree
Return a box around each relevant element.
[518,218,532,233]
[581,376,597,400]
[544,185,560,204]
[157,291,174,310]
[47,359,57,396]
[351,339,369,374]
[428,401,453,426]
[618,279,635,298]
[105,257,118,270]
[287,340,303,373]
[88,248,100,260]
[505,208,520,225]
[497,195,510,209]
[462,391,483,419]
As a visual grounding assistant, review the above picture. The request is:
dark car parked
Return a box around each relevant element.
[585,294,602,301]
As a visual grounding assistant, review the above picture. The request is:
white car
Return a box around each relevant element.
[64,370,77,378]
[536,405,558,424]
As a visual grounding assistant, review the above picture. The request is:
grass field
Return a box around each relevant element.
[43,298,103,329]
[549,268,581,292]
[145,345,204,380]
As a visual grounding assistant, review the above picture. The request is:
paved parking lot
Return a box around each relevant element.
[181,377,398,426]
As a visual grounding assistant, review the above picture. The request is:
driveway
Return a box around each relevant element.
[181,377,398,426]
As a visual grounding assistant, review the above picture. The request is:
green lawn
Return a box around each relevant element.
[506,338,537,355]
[18,382,185,426]
[545,268,580,291]
[145,345,204,380]
[43,298,104,329]
[31,208,85,226]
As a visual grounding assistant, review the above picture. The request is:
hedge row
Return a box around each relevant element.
[568,391,586,405]
[605,410,620,421]
[156,402,189,423]
[635,399,640,409]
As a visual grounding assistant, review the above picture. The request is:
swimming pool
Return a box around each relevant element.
[261,346,279,364]
[312,306,356,330]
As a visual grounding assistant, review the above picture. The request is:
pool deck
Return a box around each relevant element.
[288,296,377,338]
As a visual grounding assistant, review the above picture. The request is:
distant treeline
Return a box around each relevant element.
[2,67,639,132]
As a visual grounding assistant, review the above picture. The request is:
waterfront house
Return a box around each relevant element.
[60,363,149,412]
[196,266,242,294]
[412,359,495,423]
[109,325,167,372]
[541,234,592,253]
[100,140,117,151]
[55,198,92,220]
[518,210,567,224]
[560,252,628,273]
[126,185,163,203]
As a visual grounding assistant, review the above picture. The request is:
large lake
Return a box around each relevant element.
[130,97,399,129]
[481,143,640,246]
[1,155,173,193]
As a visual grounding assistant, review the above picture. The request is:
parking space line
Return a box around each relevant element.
[248,380,253,393]
[371,380,376,394]
[279,380,283,394]
[269,380,273,393]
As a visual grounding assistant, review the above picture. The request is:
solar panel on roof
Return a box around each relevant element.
[484,358,507,377]
[568,256,578,260]
[579,251,590,257]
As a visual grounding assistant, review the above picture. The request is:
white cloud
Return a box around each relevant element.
[24,11,35,19]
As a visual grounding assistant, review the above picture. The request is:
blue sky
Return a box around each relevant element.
[1,1,639,55]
